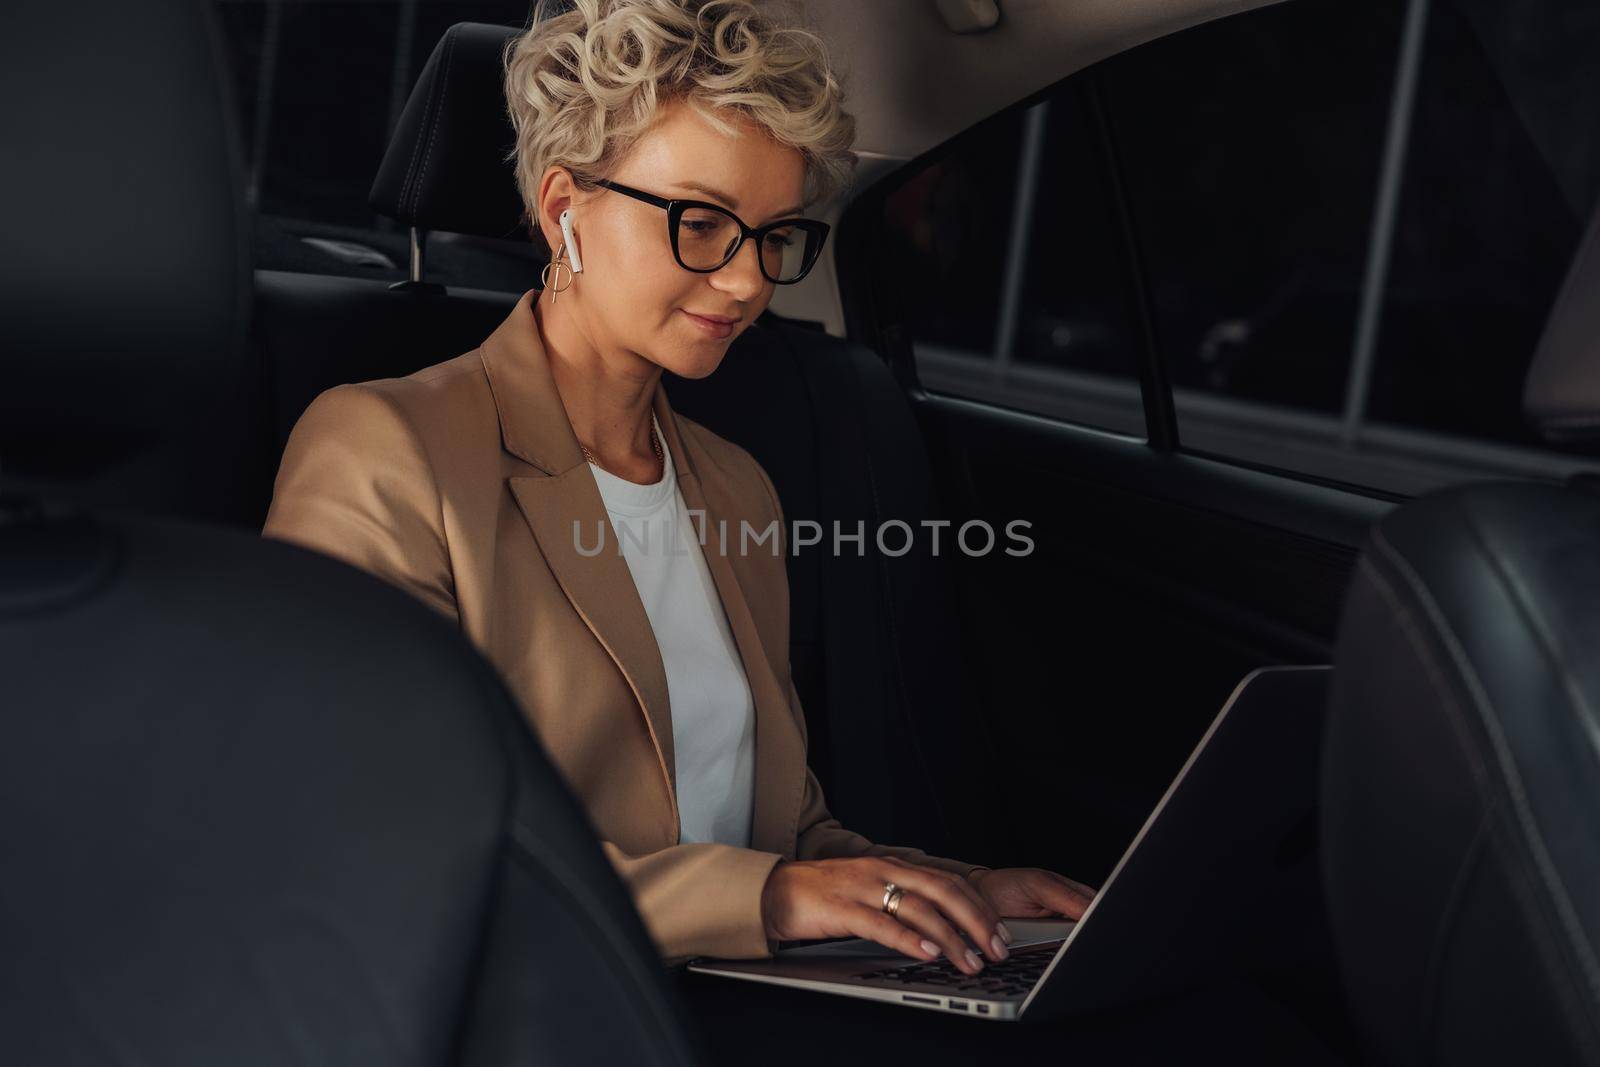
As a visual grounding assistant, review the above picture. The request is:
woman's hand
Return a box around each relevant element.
[966,866,1096,920]
[759,856,1014,975]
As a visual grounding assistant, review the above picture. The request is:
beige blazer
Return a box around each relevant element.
[262,289,982,965]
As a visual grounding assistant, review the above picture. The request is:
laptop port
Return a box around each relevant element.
[976,1004,991,1014]
[949,1000,968,1012]
[903,995,939,1006]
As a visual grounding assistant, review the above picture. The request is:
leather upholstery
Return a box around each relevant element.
[369,23,527,241]
[0,2,705,1062]
[1322,480,1600,1065]
[0,0,263,524]
[251,271,515,506]
[0,496,701,1067]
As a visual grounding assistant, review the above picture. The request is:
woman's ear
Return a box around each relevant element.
[533,164,576,256]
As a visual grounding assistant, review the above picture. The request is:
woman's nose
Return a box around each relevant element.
[712,236,769,298]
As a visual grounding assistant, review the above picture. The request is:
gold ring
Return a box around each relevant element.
[881,881,905,917]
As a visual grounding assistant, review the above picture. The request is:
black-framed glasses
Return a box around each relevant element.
[594,178,830,285]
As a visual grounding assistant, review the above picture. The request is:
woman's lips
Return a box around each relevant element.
[682,309,736,338]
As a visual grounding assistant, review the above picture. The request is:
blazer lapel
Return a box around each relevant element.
[481,292,677,825]
[480,289,803,856]
[509,473,678,801]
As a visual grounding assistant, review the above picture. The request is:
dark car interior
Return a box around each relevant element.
[6,0,1600,1063]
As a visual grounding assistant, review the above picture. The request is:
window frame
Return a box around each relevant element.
[837,68,1176,453]
[837,0,1597,502]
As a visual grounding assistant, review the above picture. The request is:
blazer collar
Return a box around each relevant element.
[477,290,801,856]
[478,289,699,482]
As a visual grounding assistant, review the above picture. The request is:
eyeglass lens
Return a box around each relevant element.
[675,205,820,282]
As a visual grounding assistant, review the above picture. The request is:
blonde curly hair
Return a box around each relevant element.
[502,0,857,248]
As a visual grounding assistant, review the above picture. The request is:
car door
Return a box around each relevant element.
[837,0,1600,882]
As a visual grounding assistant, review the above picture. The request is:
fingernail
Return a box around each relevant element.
[919,939,940,959]
[997,921,1013,945]
[990,934,1009,960]
[964,948,982,973]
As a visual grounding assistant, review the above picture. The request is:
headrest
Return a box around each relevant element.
[1322,480,1600,1063]
[0,0,250,432]
[1,506,703,1065]
[1523,200,1600,444]
[0,0,254,515]
[370,22,528,242]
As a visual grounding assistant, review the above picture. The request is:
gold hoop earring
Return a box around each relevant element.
[541,242,574,302]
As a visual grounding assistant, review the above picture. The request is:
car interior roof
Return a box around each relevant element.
[807,0,1283,165]
[768,0,1286,327]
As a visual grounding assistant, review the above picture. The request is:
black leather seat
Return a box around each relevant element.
[0,3,702,1063]
[253,271,514,473]
[1321,201,1600,1065]
[0,0,264,526]
[0,499,702,1067]
[348,20,1016,867]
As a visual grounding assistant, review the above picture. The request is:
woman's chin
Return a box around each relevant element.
[657,347,730,380]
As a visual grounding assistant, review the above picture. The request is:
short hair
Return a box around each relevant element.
[503,0,857,247]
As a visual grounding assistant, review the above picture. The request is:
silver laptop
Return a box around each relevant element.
[686,665,1330,1021]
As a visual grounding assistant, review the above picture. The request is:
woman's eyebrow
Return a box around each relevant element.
[673,180,805,221]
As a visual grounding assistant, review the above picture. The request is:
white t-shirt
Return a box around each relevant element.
[587,413,757,848]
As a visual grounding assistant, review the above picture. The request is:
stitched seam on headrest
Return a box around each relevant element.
[1359,550,1600,1054]
[1369,528,1600,1029]
[1459,500,1600,763]
[1419,813,1490,1051]
[413,26,460,223]
[399,43,440,222]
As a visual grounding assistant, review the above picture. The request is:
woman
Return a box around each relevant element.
[263,0,1092,974]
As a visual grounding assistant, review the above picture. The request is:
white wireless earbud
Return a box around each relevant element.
[559,208,583,274]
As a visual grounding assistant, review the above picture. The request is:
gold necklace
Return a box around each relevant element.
[580,422,663,470]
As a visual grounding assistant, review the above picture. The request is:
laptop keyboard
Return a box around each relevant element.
[851,941,1059,998]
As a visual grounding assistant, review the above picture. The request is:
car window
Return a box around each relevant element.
[214,0,540,292]
[1367,0,1600,454]
[866,0,1600,494]
[1106,0,1600,494]
[1100,0,1396,434]
[872,81,1148,437]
